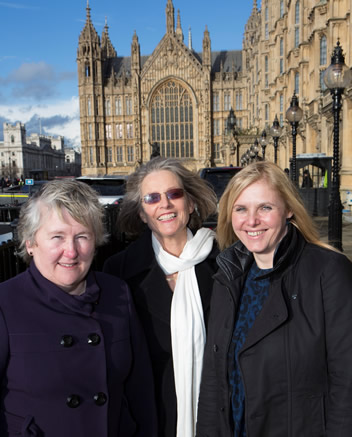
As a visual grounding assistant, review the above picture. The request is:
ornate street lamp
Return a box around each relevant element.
[225,108,240,166]
[260,129,267,160]
[269,115,282,164]
[250,139,259,162]
[323,40,352,251]
[286,92,303,186]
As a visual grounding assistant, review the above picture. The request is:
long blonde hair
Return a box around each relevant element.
[217,161,335,252]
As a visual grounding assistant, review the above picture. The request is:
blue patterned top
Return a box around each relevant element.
[229,262,272,437]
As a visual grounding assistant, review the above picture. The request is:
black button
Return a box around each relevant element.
[213,344,218,352]
[87,333,101,346]
[93,392,107,406]
[60,335,74,348]
[66,394,81,408]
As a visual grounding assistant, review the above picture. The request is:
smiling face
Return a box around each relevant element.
[139,170,194,251]
[231,179,292,269]
[26,206,96,295]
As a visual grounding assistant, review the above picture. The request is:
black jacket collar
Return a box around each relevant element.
[216,223,306,282]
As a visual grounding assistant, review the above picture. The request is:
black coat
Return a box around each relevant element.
[104,229,219,437]
[196,224,352,437]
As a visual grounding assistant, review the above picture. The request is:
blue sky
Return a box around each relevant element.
[0,0,254,149]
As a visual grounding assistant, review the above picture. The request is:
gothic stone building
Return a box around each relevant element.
[77,0,352,200]
[242,0,352,200]
[77,0,250,175]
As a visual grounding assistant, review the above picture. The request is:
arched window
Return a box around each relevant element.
[320,36,327,65]
[294,1,300,48]
[295,1,300,24]
[279,38,284,74]
[264,4,269,40]
[10,135,15,143]
[265,104,269,122]
[295,72,300,95]
[150,80,194,158]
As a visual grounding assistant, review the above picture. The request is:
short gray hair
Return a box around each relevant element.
[17,179,108,263]
[118,157,217,235]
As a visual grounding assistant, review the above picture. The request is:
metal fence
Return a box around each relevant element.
[0,240,26,283]
[0,204,130,283]
[0,205,21,222]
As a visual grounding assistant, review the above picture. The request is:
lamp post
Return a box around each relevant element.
[323,40,352,251]
[270,115,282,164]
[260,129,267,160]
[251,139,259,161]
[286,92,303,186]
[225,108,240,166]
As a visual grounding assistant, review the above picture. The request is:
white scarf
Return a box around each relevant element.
[152,227,215,437]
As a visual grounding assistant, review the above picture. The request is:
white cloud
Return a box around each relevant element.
[0,2,39,9]
[10,61,56,82]
[0,61,77,101]
[0,96,81,149]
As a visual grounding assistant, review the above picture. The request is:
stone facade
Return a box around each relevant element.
[0,122,80,180]
[77,0,253,175]
[77,0,352,199]
[242,0,352,199]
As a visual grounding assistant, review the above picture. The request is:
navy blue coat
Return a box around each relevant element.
[0,262,157,437]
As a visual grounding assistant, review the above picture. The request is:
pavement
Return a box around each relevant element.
[313,214,352,261]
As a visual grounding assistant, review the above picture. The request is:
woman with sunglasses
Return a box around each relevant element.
[104,157,218,437]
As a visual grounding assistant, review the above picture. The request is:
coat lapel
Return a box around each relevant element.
[241,278,288,352]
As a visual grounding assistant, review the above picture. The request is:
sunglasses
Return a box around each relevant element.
[142,188,185,205]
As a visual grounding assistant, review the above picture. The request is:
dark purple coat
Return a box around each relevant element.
[0,262,157,437]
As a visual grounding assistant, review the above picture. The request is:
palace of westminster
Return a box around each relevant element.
[77,0,352,200]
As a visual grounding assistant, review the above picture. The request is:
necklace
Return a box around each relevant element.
[166,273,178,282]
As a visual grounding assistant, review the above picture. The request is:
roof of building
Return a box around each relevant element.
[104,49,242,78]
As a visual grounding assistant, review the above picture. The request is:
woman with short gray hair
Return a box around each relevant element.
[0,179,157,437]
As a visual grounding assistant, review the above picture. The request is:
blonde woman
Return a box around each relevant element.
[196,161,352,437]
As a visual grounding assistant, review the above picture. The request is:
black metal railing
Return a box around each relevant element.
[0,205,21,222]
[0,240,26,283]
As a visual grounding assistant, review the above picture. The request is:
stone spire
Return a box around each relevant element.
[166,0,175,34]
[188,27,193,50]
[175,9,184,41]
[253,0,257,11]
[101,17,117,59]
[131,30,141,71]
[202,25,211,69]
[78,0,100,57]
